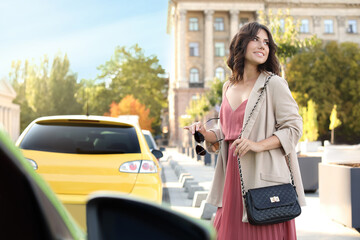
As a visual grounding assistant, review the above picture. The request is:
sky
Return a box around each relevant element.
[0,0,171,81]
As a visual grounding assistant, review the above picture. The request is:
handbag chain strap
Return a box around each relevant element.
[236,73,295,199]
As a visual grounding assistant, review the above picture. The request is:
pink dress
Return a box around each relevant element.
[213,90,297,240]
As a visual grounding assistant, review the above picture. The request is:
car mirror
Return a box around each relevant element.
[151,149,163,159]
[0,130,82,239]
[86,194,215,240]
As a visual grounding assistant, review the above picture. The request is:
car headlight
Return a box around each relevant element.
[119,160,157,173]
[26,158,38,170]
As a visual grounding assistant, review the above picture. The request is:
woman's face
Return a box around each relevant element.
[244,29,269,67]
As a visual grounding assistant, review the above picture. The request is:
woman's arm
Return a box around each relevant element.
[231,76,302,157]
[231,135,281,157]
[271,77,303,155]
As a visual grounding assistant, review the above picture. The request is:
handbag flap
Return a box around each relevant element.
[247,183,297,210]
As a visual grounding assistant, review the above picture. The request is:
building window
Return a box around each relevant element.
[347,20,357,33]
[214,17,224,31]
[324,19,334,33]
[300,19,309,33]
[192,95,200,101]
[189,42,199,56]
[239,18,249,29]
[189,17,199,31]
[215,42,225,57]
[190,68,200,83]
[215,67,225,81]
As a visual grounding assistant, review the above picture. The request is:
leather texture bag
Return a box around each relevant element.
[237,74,301,225]
[245,181,301,225]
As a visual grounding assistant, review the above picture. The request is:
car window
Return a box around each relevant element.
[144,134,155,150]
[20,123,141,154]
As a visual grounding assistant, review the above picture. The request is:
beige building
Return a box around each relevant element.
[0,78,20,141]
[166,0,360,146]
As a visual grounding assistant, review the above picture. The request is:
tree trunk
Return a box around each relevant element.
[280,63,285,79]
[331,129,334,144]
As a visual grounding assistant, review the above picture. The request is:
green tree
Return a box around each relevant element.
[207,77,225,108]
[258,9,319,78]
[9,54,82,131]
[179,94,210,127]
[96,44,168,134]
[300,100,319,142]
[76,79,112,116]
[9,60,34,130]
[48,55,82,115]
[287,41,360,143]
[329,105,341,144]
[180,76,224,128]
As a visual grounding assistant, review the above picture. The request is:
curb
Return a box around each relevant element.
[169,158,217,220]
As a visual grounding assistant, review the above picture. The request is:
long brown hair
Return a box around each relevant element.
[227,22,280,83]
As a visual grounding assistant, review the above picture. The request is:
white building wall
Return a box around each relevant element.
[0,79,20,141]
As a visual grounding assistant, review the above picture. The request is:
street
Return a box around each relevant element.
[161,148,360,240]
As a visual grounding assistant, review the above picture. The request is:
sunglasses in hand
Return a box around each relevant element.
[194,118,223,156]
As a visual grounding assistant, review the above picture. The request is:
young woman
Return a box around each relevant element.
[184,22,306,239]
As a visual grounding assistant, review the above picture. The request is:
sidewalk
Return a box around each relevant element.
[161,147,360,240]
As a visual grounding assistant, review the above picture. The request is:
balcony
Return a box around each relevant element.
[189,82,204,88]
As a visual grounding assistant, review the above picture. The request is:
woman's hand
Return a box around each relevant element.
[231,135,282,157]
[230,138,264,157]
[184,121,218,144]
[183,122,207,136]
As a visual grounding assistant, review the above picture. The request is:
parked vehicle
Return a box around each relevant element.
[0,129,215,239]
[142,129,165,161]
[142,129,159,151]
[16,115,163,230]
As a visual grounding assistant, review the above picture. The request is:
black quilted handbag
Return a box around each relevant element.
[236,74,301,225]
[244,182,301,225]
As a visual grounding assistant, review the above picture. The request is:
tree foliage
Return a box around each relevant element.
[179,94,210,127]
[96,44,168,133]
[286,41,360,143]
[329,105,341,131]
[106,95,154,132]
[76,79,112,116]
[258,9,319,77]
[329,105,341,144]
[9,54,82,131]
[8,45,167,135]
[180,76,225,127]
[299,100,319,142]
[207,77,225,108]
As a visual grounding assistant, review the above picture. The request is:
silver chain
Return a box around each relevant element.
[236,73,295,199]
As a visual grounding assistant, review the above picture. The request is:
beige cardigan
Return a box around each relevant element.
[205,71,306,222]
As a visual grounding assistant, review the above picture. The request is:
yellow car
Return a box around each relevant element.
[1,128,215,239]
[16,115,163,230]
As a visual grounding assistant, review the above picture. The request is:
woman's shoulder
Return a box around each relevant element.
[222,80,231,93]
[264,72,289,89]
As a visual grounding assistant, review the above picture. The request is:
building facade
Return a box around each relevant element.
[166,0,360,146]
[0,79,20,141]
